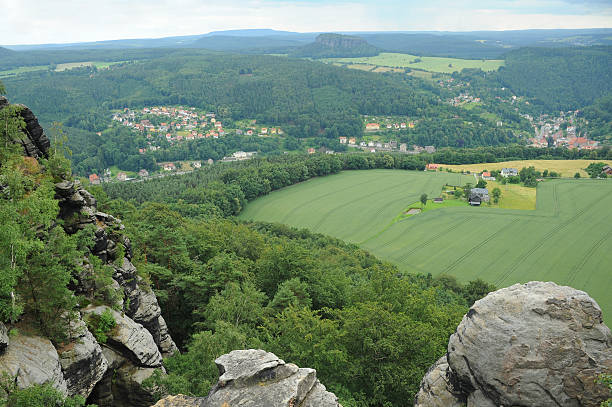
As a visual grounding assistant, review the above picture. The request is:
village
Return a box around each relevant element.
[110,105,284,154]
[526,110,599,150]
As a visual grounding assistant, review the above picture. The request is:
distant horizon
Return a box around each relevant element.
[2,0,611,45]
[3,27,612,48]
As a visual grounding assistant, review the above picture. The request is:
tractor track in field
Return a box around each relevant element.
[394,217,472,263]
[551,183,559,217]
[310,179,412,231]
[566,226,612,287]
[441,220,513,275]
[494,189,611,286]
[278,177,376,224]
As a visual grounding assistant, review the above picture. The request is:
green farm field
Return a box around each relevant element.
[323,52,504,73]
[240,170,612,324]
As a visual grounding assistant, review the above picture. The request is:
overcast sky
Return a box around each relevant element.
[1,0,611,45]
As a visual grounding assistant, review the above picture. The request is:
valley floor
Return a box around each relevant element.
[240,170,612,325]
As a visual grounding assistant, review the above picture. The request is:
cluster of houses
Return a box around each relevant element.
[447,93,481,106]
[358,140,435,154]
[220,151,257,162]
[88,160,212,184]
[528,111,599,150]
[364,121,415,132]
[111,106,284,155]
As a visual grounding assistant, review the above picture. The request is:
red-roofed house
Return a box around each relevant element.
[426,164,439,171]
[365,123,380,131]
[89,174,100,185]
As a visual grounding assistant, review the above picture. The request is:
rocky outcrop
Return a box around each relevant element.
[57,315,108,398]
[153,349,341,407]
[315,33,370,50]
[82,306,163,368]
[416,281,612,407]
[0,335,68,394]
[0,96,49,159]
[0,97,177,405]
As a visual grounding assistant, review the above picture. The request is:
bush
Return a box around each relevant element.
[86,308,116,343]
[0,379,88,407]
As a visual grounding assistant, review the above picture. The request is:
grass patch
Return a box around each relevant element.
[0,65,48,78]
[324,52,504,73]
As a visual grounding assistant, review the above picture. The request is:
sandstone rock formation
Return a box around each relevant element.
[0,335,68,394]
[0,97,177,406]
[0,96,49,159]
[82,306,163,368]
[413,356,463,407]
[153,349,341,407]
[415,281,612,407]
[57,315,108,398]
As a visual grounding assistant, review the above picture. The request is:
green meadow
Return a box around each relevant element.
[240,170,612,324]
[323,52,504,73]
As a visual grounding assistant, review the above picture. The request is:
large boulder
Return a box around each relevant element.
[153,349,341,407]
[57,315,108,398]
[82,306,163,368]
[417,281,612,407]
[0,335,67,394]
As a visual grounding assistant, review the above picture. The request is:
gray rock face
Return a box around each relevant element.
[58,316,108,398]
[82,306,163,368]
[414,356,463,407]
[154,350,340,407]
[0,323,8,354]
[0,335,67,394]
[416,281,612,407]
[158,316,179,357]
[0,98,50,159]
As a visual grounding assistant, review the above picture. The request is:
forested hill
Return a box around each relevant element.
[3,53,432,135]
[496,46,612,112]
[3,53,517,148]
[0,46,14,56]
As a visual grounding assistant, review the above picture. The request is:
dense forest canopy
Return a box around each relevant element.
[496,46,612,112]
